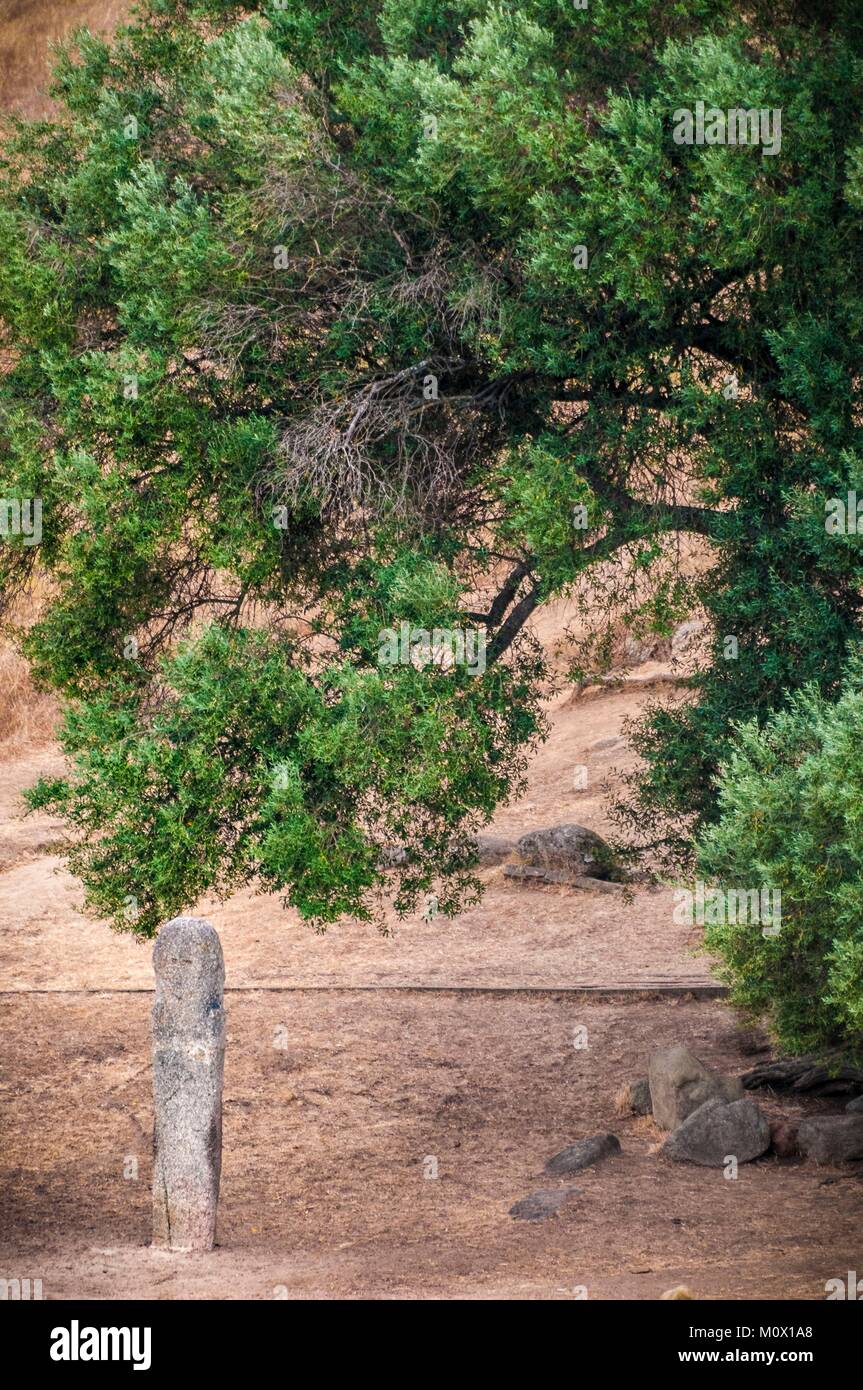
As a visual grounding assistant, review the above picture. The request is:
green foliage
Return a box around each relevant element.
[695,660,863,1059]
[2,0,863,941]
[29,623,540,934]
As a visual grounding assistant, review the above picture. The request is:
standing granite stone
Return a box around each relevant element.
[152,917,225,1252]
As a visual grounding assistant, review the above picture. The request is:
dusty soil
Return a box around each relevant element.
[0,681,708,994]
[1,681,860,1300]
[0,1,130,118]
[2,988,859,1301]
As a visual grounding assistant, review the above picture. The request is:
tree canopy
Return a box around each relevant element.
[2,0,863,934]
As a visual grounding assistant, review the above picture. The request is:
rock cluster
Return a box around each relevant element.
[509,1042,863,1220]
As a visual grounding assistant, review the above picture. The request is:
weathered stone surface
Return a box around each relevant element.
[662,1098,771,1167]
[509,1187,579,1221]
[515,823,623,880]
[380,844,408,867]
[845,1095,863,1114]
[545,1133,621,1175]
[629,1077,653,1115]
[797,1115,863,1164]
[152,917,225,1252]
[474,835,516,866]
[671,619,705,658]
[769,1120,800,1158]
[623,633,672,666]
[648,1044,743,1131]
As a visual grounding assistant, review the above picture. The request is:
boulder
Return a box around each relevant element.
[662,1098,771,1167]
[671,619,705,658]
[769,1120,800,1158]
[474,835,516,866]
[509,1187,579,1221]
[516,823,623,881]
[845,1096,863,1114]
[648,1045,743,1131]
[545,1133,621,1175]
[797,1115,863,1164]
[623,634,671,666]
[380,844,408,867]
[630,1077,654,1115]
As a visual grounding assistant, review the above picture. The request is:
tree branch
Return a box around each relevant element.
[487,583,542,664]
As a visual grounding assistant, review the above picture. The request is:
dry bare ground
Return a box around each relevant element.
[4,989,859,1301]
[1,666,860,1300]
[0,2,859,1303]
[0,1,129,118]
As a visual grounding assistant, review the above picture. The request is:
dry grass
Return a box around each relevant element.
[0,0,130,118]
[0,638,56,747]
[613,1081,639,1115]
[0,581,57,749]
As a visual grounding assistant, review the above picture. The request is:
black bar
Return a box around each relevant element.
[8,1296,858,1376]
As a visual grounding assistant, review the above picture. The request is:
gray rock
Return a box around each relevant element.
[662,1098,771,1167]
[152,917,225,1252]
[380,844,408,867]
[671,619,705,657]
[516,823,622,881]
[649,1044,743,1131]
[845,1096,863,1114]
[545,1133,621,1175]
[475,835,516,866]
[509,1187,579,1221]
[623,634,671,666]
[624,1077,653,1116]
[797,1115,863,1164]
